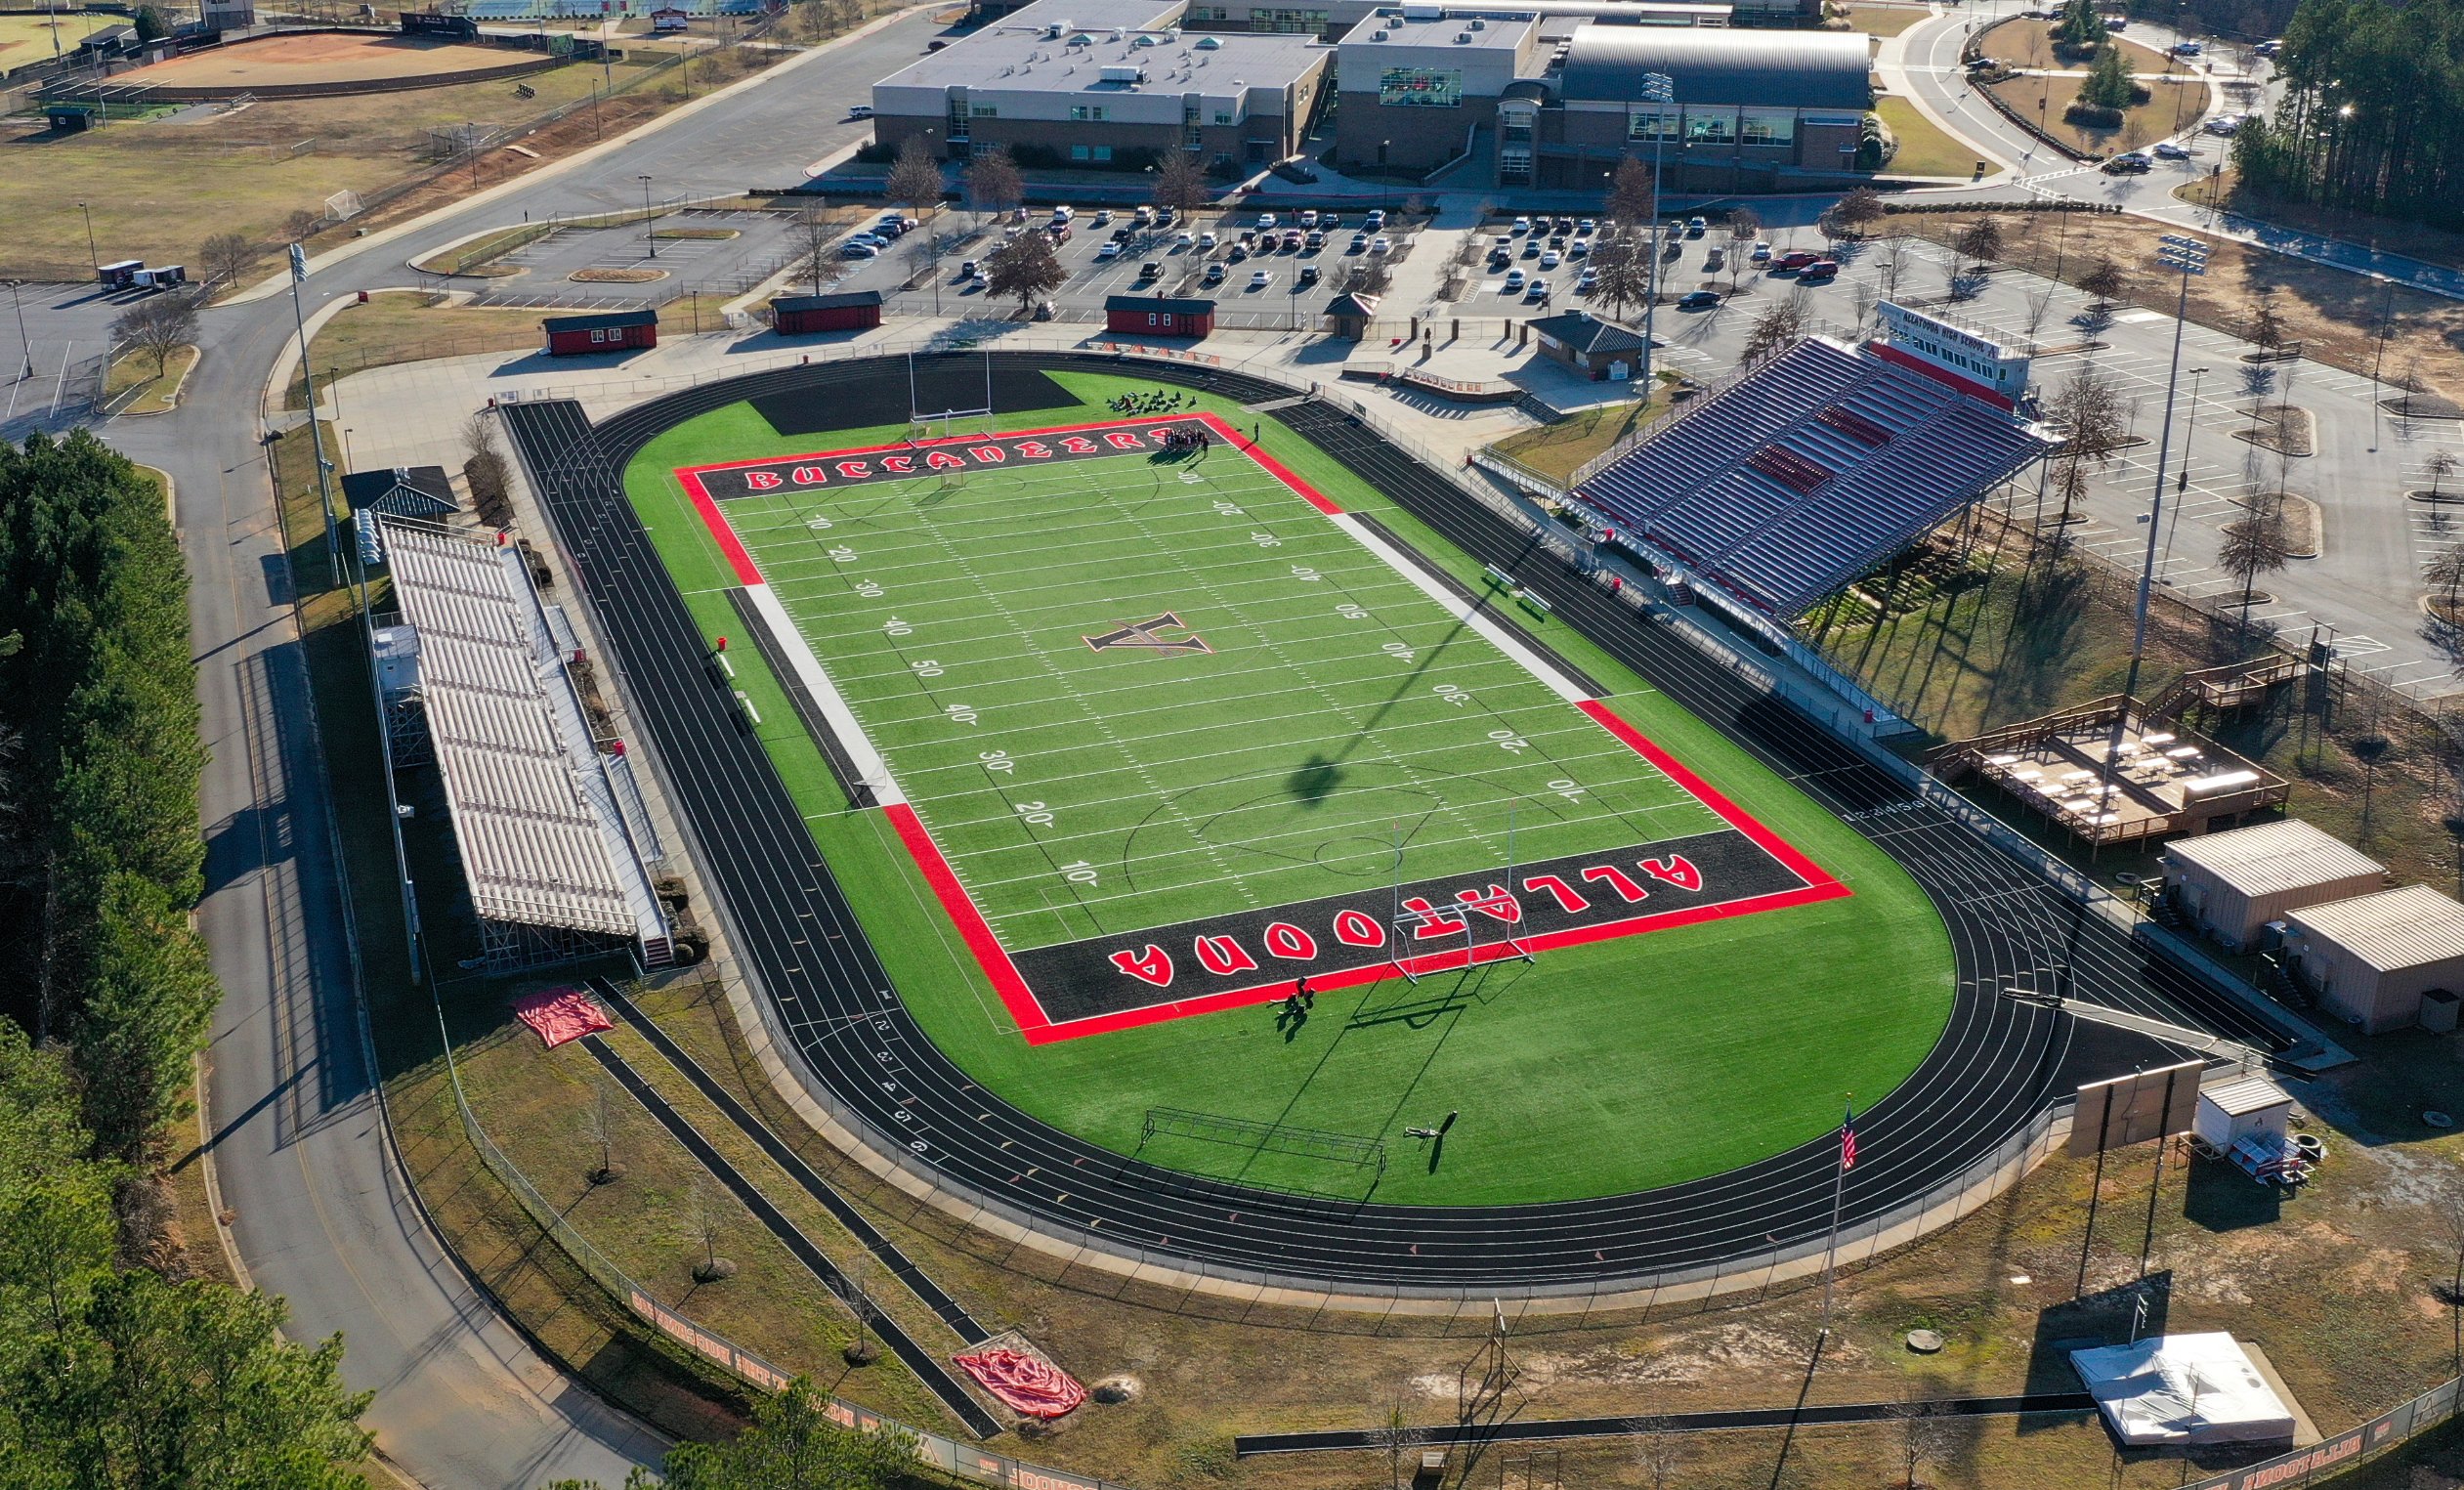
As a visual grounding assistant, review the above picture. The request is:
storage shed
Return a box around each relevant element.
[543,308,658,357]
[1322,290,1381,340]
[771,289,883,336]
[2192,1075,2293,1153]
[1525,309,1650,380]
[2159,819,2384,951]
[2284,882,2464,1034]
[1104,295,1215,339]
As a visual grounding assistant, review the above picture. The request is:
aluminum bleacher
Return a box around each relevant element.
[1575,337,2052,617]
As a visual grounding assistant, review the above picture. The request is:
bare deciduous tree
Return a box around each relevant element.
[2220,496,2291,617]
[1833,186,1885,237]
[1877,234,1914,300]
[2046,364,2128,537]
[837,1249,881,1364]
[1605,154,1656,228]
[199,233,257,294]
[962,148,1024,223]
[986,230,1066,315]
[112,291,198,379]
[2078,254,2126,308]
[1891,1396,1957,1490]
[1738,290,1810,368]
[2353,730,2394,837]
[581,1073,620,1184]
[1152,150,1210,216]
[2427,450,2458,500]
[1627,1417,1684,1489]
[1366,1403,1426,1490]
[1590,226,1652,322]
[687,1175,735,1283]
[791,201,842,296]
[884,136,944,220]
[1954,216,2004,270]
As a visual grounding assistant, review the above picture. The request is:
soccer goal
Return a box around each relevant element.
[1389,885,1531,984]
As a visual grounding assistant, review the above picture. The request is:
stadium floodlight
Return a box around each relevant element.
[1636,71,1675,388]
[2097,234,2213,835]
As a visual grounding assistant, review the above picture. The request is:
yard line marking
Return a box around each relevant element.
[1330,512,1592,704]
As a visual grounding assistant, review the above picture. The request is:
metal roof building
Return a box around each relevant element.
[2159,819,2386,950]
[378,519,672,971]
[1555,25,1870,108]
[2285,883,2464,1034]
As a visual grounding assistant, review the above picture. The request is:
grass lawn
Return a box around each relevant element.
[106,342,197,415]
[1486,394,1669,485]
[1842,5,1930,37]
[618,372,1955,1207]
[1976,17,2179,74]
[285,291,544,409]
[1878,96,1992,179]
[413,222,553,277]
[0,53,700,279]
[1984,70,2209,155]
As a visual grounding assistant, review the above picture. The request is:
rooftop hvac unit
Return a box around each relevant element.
[1372,27,1387,39]
[1133,31,1154,44]
[1456,31,1471,41]
[1401,2,1442,18]
[1195,33,1220,46]
[1046,20,1064,35]
[1469,17,1484,26]
[1100,64,1144,80]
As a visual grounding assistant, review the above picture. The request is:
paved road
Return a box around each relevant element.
[80,11,954,1489]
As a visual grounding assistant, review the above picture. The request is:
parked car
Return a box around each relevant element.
[1249,269,1273,289]
[1686,215,1708,234]
[1297,209,1319,228]
[1197,231,1217,249]
[1800,260,1840,282]
[1370,235,1393,253]
[847,104,874,119]
[1364,208,1387,230]
[2153,140,2192,159]
[1511,215,1533,234]
[1256,212,1278,229]
[1228,244,1250,263]
[2103,151,2153,173]
[1282,229,1304,251]
[1522,238,1543,258]
[1094,241,1123,261]
[1174,231,1195,247]
[1134,204,1155,225]
[1577,267,1599,292]
[1051,204,1075,221]
[1204,261,1226,283]
[1577,217,1595,234]
[1773,250,1820,271]
[1046,224,1072,242]
[1704,246,1725,271]
[1305,231,1326,250]
[1298,264,1320,286]
[1677,289,1721,309]
[1525,277,1551,302]
[1322,212,1342,230]
[838,241,878,259]
[1750,240,1773,263]
[2255,37,2282,55]
[1091,209,1113,226]
[1141,260,1164,277]
[967,270,989,288]
[1351,232,1372,253]
[1540,250,1561,269]
[1502,268,1525,291]
[2204,113,2243,135]
[2171,39,2201,55]
[2104,15,2128,27]
[1156,208,1177,229]
[847,232,887,248]
[1568,239,1590,259]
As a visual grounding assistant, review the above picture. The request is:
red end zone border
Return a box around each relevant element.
[677,414,1848,1044]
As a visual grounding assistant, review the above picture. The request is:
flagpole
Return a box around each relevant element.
[1818,1099,1851,1341]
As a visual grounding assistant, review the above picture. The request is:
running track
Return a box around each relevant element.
[501,354,2289,1294]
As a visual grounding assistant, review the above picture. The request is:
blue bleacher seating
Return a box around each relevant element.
[1575,338,2050,616]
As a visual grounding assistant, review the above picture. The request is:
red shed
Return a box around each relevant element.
[772,289,884,335]
[543,308,658,358]
[1104,294,1215,339]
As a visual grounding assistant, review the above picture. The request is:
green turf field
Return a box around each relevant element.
[708,431,1725,956]
[623,371,1957,1205]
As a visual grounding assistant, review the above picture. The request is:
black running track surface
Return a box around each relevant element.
[1233,1392,2099,1453]
[503,355,2292,1294]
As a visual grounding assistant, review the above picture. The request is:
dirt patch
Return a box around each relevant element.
[113,31,539,89]
[572,266,667,282]
[1982,70,2209,156]
[2231,403,2315,456]
[2271,490,2322,557]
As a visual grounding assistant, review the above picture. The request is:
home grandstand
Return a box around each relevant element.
[1571,330,2052,619]
[374,518,672,971]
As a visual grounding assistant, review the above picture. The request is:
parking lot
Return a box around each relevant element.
[820,204,1435,330]
[465,209,802,313]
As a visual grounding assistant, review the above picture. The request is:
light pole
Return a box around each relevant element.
[77,201,97,278]
[2159,363,2208,581]
[1636,72,1674,388]
[8,279,31,382]
[2368,272,2396,450]
[2096,234,2207,824]
[285,243,343,588]
[639,174,658,259]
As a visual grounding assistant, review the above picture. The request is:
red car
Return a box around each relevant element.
[1799,259,1840,282]
[1772,250,1821,272]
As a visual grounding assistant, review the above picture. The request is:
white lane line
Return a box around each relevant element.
[1330,511,1593,704]
[743,581,906,807]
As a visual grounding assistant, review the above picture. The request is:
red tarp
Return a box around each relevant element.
[952,1346,1085,1420]
[513,987,613,1048]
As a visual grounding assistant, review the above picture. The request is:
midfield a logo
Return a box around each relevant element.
[1083,612,1212,658]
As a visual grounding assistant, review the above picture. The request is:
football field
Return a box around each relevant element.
[621,369,1953,1205]
[683,412,1843,1042]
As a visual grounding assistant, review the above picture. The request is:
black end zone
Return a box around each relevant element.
[725,589,876,810]
[750,359,1079,437]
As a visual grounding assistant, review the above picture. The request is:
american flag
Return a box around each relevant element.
[1840,1106,1858,1171]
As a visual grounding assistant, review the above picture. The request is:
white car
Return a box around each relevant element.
[1502,268,1525,291]
[1298,209,1319,228]
[1577,267,1598,292]
[1524,277,1551,300]
[1750,240,1773,263]
[1256,212,1277,229]
[1197,231,1217,249]
[1051,204,1075,221]
[967,271,989,288]
[1364,208,1386,230]
[1686,215,1708,234]
[1249,269,1272,288]
[1174,231,1195,247]
[1540,250,1561,270]
[1370,235,1393,253]
[1094,241,1122,261]
[1511,215,1533,234]
[2153,141,2192,159]
[2205,113,2243,135]
[1577,218,1596,234]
